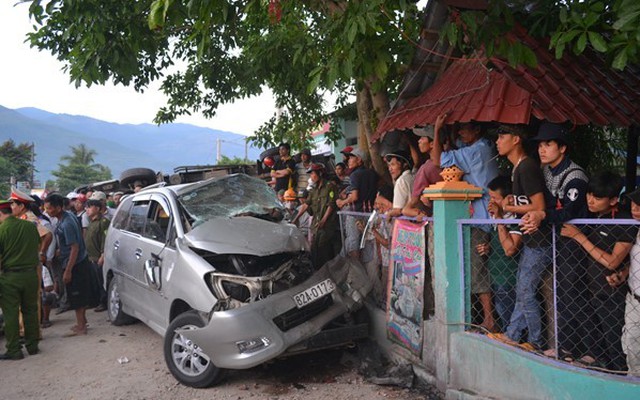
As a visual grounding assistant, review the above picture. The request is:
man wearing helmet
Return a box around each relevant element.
[292,163,340,268]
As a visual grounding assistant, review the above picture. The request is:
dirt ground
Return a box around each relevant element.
[0,310,441,400]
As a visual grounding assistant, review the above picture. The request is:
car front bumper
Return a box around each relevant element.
[178,256,372,369]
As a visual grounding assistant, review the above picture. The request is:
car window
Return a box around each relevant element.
[142,200,172,243]
[127,201,150,235]
[111,196,133,230]
[178,174,283,228]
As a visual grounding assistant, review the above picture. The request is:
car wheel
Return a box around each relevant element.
[163,311,224,388]
[107,279,136,326]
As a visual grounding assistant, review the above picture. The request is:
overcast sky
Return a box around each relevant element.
[0,2,276,136]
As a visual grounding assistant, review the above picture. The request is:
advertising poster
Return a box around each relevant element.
[386,219,427,357]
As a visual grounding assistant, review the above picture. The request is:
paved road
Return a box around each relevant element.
[0,310,440,400]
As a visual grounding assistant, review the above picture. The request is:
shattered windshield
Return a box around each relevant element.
[178,174,284,228]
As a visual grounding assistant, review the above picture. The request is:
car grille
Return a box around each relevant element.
[273,296,333,332]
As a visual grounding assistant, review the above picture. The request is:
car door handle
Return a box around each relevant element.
[113,240,120,250]
[135,248,143,260]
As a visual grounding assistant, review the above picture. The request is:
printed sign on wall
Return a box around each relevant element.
[386,219,427,357]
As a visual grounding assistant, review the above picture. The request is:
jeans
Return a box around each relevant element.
[493,282,516,332]
[506,245,552,348]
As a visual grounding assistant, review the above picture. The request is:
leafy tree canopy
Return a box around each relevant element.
[52,144,112,193]
[216,154,252,165]
[448,0,640,70]
[0,139,35,185]
[24,0,421,150]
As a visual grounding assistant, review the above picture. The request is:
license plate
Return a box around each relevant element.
[293,279,335,308]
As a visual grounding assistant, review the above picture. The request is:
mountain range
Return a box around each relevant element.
[0,105,263,184]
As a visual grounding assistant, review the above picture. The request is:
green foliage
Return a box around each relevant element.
[0,156,12,196]
[216,154,252,165]
[568,125,627,175]
[450,0,640,70]
[52,144,112,193]
[25,0,421,147]
[0,140,35,185]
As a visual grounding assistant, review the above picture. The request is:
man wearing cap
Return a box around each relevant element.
[489,124,549,349]
[384,150,415,218]
[292,163,341,267]
[295,148,313,193]
[432,113,499,332]
[336,148,378,259]
[9,188,54,336]
[339,146,354,175]
[84,199,110,312]
[520,122,589,358]
[113,191,124,208]
[0,200,41,359]
[44,194,97,337]
[624,188,640,376]
[73,192,87,223]
[10,188,53,268]
[403,126,442,219]
[271,143,297,192]
[81,191,114,232]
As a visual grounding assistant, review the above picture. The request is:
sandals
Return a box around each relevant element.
[543,348,574,362]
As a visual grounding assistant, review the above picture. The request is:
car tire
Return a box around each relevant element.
[107,278,136,326]
[119,167,157,188]
[259,147,279,161]
[164,311,224,388]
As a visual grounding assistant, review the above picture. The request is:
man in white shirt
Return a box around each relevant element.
[624,188,640,376]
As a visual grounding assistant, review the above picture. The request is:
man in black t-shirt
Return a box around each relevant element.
[489,124,550,350]
[336,148,378,258]
[271,143,297,192]
[560,171,636,370]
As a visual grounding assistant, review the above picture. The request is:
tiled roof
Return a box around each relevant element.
[376,25,640,140]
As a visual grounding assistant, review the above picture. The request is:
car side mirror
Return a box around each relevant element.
[144,257,162,290]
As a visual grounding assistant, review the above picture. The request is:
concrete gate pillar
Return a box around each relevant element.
[422,166,483,392]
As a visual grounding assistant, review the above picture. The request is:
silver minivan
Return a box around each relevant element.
[103,174,371,387]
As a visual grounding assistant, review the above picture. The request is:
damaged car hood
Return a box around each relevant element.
[184,216,308,256]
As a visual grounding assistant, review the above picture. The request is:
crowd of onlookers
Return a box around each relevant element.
[4,121,639,377]
[0,185,130,360]
[266,114,640,377]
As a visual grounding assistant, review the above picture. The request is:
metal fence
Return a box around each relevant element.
[334,211,434,311]
[459,218,640,378]
[325,211,640,378]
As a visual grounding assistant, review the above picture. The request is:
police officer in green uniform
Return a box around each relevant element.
[0,200,41,359]
[292,163,341,268]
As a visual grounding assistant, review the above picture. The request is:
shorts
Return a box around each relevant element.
[470,227,491,294]
[66,258,100,310]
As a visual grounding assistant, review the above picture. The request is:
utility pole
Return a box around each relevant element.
[244,141,248,162]
[216,138,221,164]
[31,142,35,188]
